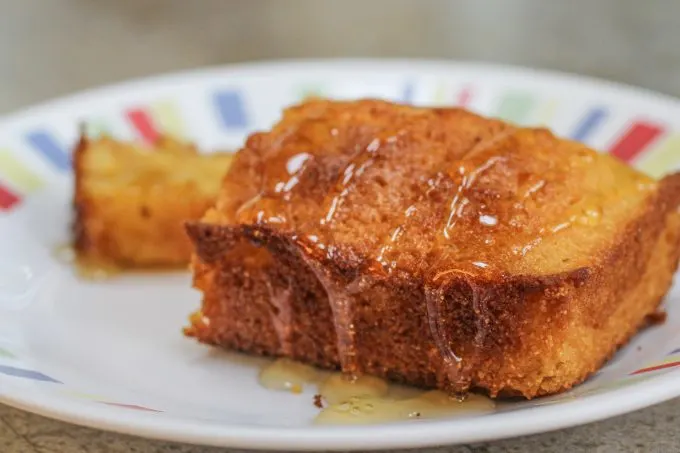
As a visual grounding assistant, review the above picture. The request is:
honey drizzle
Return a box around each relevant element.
[374,171,447,273]
[511,206,603,257]
[442,128,514,240]
[321,137,382,227]
[443,156,505,239]
[236,151,313,225]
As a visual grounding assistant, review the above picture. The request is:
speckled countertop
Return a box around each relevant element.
[2,0,680,451]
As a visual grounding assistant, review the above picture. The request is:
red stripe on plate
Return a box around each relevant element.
[456,86,473,107]
[608,121,664,162]
[631,361,680,375]
[0,183,19,210]
[102,402,161,412]
[126,109,159,144]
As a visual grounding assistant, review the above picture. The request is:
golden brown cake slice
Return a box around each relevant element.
[73,135,232,269]
[185,99,680,398]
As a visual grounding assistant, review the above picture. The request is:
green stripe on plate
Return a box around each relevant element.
[495,92,536,124]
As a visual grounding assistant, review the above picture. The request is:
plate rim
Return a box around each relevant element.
[1,58,680,450]
[3,57,680,128]
[2,368,679,450]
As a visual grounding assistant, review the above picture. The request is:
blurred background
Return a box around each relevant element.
[1,0,679,114]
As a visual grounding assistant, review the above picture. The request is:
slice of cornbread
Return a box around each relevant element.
[73,135,232,268]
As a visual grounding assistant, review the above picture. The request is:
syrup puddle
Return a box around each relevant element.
[53,243,188,280]
[53,244,122,280]
[259,358,494,425]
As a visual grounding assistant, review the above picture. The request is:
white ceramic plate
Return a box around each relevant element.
[1,59,680,451]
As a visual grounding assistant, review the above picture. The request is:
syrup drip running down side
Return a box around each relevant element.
[258,358,495,425]
[424,265,496,391]
[299,257,362,376]
[424,274,464,389]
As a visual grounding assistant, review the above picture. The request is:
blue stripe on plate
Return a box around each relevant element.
[26,131,70,171]
[0,364,61,383]
[401,82,414,104]
[214,90,248,128]
[569,107,607,142]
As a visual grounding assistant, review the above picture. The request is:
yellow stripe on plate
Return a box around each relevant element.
[151,101,185,138]
[659,354,680,365]
[432,82,447,104]
[61,390,110,401]
[534,100,558,126]
[637,134,680,178]
[83,120,111,138]
[0,151,43,191]
[584,375,648,394]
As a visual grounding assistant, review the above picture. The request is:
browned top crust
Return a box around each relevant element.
[199,99,655,279]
